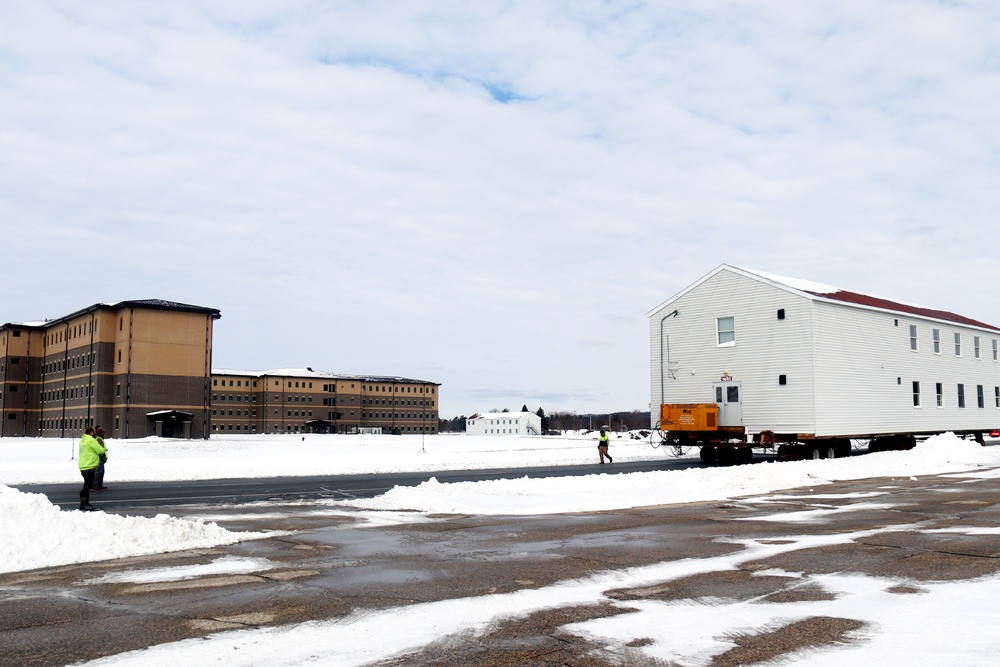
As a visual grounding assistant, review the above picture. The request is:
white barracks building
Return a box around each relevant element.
[466,410,542,436]
[648,265,1000,441]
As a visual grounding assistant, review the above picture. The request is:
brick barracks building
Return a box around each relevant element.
[1,300,439,439]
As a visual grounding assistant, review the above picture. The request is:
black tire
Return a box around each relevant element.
[700,446,717,464]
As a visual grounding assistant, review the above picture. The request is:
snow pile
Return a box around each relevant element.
[0,485,270,574]
[350,433,1000,515]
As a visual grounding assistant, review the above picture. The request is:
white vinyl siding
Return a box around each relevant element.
[649,269,815,435]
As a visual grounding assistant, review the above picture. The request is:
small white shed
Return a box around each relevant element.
[466,411,542,436]
[648,265,1000,439]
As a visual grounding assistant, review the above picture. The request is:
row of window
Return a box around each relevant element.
[43,354,97,374]
[909,326,998,359]
[44,320,97,346]
[212,378,436,395]
[42,385,94,401]
[209,423,437,432]
[713,315,1000,360]
[212,408,431,420]
[911,381,1000,409]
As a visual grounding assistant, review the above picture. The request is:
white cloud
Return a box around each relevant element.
[3,1,1000,415]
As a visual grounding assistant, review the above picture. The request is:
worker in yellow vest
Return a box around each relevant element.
[598,429,612,464]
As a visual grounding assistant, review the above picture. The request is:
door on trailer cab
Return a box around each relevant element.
[713,382,743,427]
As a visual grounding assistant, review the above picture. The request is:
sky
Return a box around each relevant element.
[4,431,1000,665]
[3,2,1000,419]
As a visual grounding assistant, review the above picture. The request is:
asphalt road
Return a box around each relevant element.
[14,455,719,510]
[5,464,1000,667]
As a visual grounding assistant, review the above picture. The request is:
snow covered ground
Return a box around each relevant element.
[4,431,1000,665]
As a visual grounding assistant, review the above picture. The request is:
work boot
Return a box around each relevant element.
[79,504,99,512]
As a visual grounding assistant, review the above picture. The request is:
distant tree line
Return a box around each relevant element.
[546,410,650,432]
[439,408,650,433]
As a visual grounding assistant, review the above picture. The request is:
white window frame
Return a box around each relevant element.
[933,329,941,354]
[909,325,918,351]
[955,333,962,357]
[717,316,735,347]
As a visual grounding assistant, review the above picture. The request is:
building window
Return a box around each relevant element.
[955,333,962,356]
[717,317,735,346]
[936,382,944,407]
[995,387,999,409]
[912,381,920,407]
[978,385,985,409]
[974,336,981,359]
[958,384,966,408]
[909,325,918,351]
[933,329,941,354]
[994,340,998,361]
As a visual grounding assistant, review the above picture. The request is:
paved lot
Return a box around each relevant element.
[3,469,1000,666]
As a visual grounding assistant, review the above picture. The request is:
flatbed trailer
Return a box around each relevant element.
[656,403,987,464]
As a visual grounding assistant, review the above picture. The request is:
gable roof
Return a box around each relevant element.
[650,265,1000,332]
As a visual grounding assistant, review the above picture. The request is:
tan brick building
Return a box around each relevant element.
[1,300,440,438]
[211,369,440,435]
[1,300,220,439]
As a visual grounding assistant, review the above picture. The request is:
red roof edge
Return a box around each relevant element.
[806,289,1000,332]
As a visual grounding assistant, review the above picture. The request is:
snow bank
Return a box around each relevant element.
[0,485,271,574]
[348,433,1000,515]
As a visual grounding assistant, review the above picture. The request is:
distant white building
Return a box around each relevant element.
[466,411,541,436]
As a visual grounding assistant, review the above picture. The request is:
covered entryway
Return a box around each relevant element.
[146,410,194,438]
[304,419,333,434]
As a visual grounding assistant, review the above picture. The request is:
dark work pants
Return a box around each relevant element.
[80,468,96,507]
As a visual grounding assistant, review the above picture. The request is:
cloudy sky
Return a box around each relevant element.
[3,1,999,418]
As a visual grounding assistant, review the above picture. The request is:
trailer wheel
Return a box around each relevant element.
[700,446,717,464]
[824,446,836,459]
[809,447,822,460]
[834,439,852,458]
[737,446,753,464]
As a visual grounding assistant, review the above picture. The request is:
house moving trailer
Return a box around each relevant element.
[649,265,1000,463]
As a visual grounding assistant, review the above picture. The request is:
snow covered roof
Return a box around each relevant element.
[212,367,439,385]
[468,411,536,419]
[736,266,1000,332]
[650,264,1000,332]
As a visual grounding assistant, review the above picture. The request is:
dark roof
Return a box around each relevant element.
[212,367,439,385]
[803,289,1000,332]
[4,300,221,329]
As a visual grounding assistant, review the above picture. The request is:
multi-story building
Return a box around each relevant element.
[1,300,440,438]
[1,300,220,439]
[211,368,440,434]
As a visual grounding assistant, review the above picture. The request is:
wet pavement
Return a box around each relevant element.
[4,468,1000,666]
